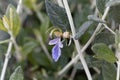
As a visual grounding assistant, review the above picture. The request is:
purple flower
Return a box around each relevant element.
[49,38,63,62]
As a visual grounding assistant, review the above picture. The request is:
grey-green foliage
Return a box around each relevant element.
[74,5,92,28]
[88,15,106,23]
[93,32,115,45]
[96,0,109,14]
[0,19,7,32]
[9,66,24,80]
[5,4,21,36]
[101,62,116,80]
[96,0,120,23]
[0,4,20,37]
[92,43,117,63]
[45,0,70,31]
[109,4,120,23]
[94,61,116,80]
[22,40,38,58]
[0,45,6,73]
[106,0,120,7]
[0,0,119,80]
[75,21,93,39]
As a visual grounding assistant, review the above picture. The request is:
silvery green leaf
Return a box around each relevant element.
[9,66,24,80]
[102,62,116,80]
[88,15,106,23]
[92,43,117,63]
[106,0,120,7]
[75,21,93,39]
[96,0,109,14]
[96,0,120,23]
[45,0,70,31]
[5,4,21,36]
[0,19,7,32]
[109,4,120,23]
[93,32,115,45]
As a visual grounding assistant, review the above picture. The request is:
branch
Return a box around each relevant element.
[17,0,22,14]
[0,39,11,44]
[116,61,120,80]
[11,0,23,61]
[61,0,92,80]
[10,33,22,61]
[102,23,116,35]
[0,38,13,80]
[58,6,110,77]
[0,1,23,80]
[116,36,120,80]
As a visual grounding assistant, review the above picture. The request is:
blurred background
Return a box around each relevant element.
[0,0,97,80]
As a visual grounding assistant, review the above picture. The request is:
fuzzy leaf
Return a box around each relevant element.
[102,62,116,80]
[45,0,70,31]
[9,66,24,80]
[75,21,93,39]
[88,15,106,23]
[5,4,21,36]
[96,0,109,14]
[92,43,117,63]
[109,4,120,23]
[0,19,7,32]
[106,0,120,7]
[22,41,38,57]
[93,32,115,45]
[96,0,120,23]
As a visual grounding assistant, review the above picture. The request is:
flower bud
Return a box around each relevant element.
[63,31,70,38]
[54,31,62,37]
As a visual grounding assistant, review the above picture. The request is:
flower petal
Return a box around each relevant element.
[58,41,63,48]
[49,38,59,45]
[52,44,61,62]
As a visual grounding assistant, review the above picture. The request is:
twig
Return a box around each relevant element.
[0,38,13,80]
[93,67,100,74]
[0,39,11,44]
[116,61,120,80]
[0,0,22,80]
[16,0,22,14]
[82,7,110,52]
[62,0,92,80]
[90,0,96,9]
[102,23,116,35]
[116,27,120,80]
[10,34,22,61]
[58,6,110,77]
[11,0,23,61]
